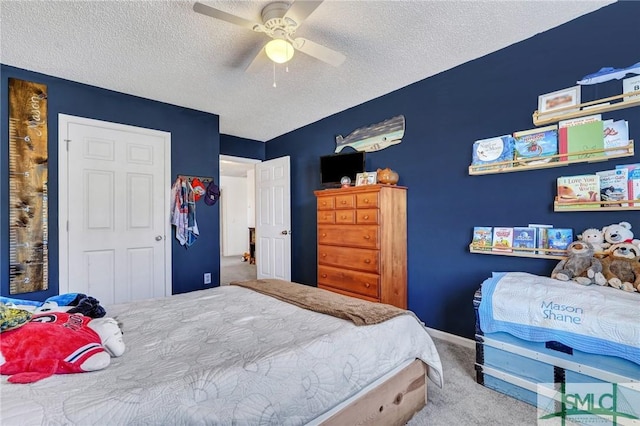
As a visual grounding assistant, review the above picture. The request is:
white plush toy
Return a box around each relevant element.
[577,228,607,256]
[601,221,640,253]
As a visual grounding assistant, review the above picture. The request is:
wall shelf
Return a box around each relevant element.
[533,90,640,126]
[554,198,640,212]
[468,141,634,175]
[469,244,565,260]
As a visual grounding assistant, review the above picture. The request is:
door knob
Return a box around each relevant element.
[281,230,288,235]
[155,235,163,241]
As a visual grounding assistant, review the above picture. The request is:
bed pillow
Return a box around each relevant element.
[0,304,33,332]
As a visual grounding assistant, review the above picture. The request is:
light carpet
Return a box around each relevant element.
[407,337,536,425]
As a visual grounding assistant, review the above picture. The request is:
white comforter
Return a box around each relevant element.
[1,285,443,425]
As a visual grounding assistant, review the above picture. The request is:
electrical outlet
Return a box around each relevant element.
[204,273,212,285]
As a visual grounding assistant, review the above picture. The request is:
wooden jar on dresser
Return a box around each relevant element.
[314,184,407,309]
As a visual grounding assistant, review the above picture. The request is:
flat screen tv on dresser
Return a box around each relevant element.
[320,151,365,188]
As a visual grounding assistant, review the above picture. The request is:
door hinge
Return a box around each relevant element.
[65,139,70,151]
[67,220,69,232]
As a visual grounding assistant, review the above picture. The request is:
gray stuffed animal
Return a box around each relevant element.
[551,241,602,286]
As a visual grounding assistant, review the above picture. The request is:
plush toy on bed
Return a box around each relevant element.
[0,307,125,384]
[594,242,640,292]
[577,227,607,257]
[602,221,640,253]
[551,241,603,285]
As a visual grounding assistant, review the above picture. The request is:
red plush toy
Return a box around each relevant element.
[0,311,111,384]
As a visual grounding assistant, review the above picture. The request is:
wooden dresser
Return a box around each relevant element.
[314,184,407,309]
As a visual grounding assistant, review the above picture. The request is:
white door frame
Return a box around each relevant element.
[58,114,172,296]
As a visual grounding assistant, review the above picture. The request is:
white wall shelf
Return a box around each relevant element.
[469,244,565,260]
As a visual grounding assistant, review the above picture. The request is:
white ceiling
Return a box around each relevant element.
[1,0,614,142]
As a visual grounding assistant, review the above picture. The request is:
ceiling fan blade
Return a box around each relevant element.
[193,2,259,31]
[293,37,345,67]
[245,44,270,73]
[283,0,323,27]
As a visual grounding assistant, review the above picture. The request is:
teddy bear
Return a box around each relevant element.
[595,242,640,292]
[551,241,603,285]
[0,306,125,384]
[602,221,640,253]
[577,227,607,257]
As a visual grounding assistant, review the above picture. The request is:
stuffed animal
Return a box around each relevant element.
[0,311,124,384]
[551,241,603,285]
[577,228,607,257]
[602,221,640,253]
[596,242,640,292]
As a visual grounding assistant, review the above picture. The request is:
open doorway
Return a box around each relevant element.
[219,155,260,285]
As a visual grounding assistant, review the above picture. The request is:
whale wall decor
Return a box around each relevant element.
[335,115,405,153]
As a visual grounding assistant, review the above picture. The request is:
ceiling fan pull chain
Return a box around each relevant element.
[273,62,277,88]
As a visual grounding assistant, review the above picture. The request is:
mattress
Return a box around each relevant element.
[1,285,443,425]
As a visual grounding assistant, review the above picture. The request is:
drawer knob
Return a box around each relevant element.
[363,215,369,220]
[363,198,369,203]
[321,274,327,278]
[364,259,371,264]
[365,283,370,288]
[322,233,327,237]
[341,215,347,219]
[341,200,347,204]
[322,201,326,206]
[364,235,370,240]
[322,253,327,257]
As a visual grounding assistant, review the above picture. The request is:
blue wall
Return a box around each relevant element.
[266,1,640,338]
[1,65,221,300]
[220,134,265,160]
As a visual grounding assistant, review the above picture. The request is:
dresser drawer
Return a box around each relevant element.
[318,225,379,249]
[317,211,335,224]
[356,208,378,224]
[356,192,379,208]
[335,210,355,224]
[335,194,355,209]
[317,196,335,210]
[318,285,379,303]
[318,265,380,299]
[318,245,379,273]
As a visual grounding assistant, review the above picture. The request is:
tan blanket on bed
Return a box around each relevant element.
[230,279,408,326]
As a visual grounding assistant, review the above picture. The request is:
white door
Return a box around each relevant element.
[58,114,171,305]
[255,156,291,280]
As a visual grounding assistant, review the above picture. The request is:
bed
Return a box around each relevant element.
[474,272,640,406]
[1,279,443,425]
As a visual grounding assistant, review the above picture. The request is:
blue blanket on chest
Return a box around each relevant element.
[478,272,640,366]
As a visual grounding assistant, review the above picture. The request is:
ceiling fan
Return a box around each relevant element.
[193,1,346,71]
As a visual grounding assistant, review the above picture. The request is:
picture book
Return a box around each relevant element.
[547,228,574,253]
[630,168,640,207]
[596,168,629,207]
[512,125,558,165]
[471,226,493,251]
[566,120,605,161]
[602,119,629,156]
[492,227,514,253]
[471,135,514,171]
[512,227,536,252]
[556,174,600,209]
[558,114,602,161]
[528,224,552,254]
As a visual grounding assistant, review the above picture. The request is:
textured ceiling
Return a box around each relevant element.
[1,0,614,142]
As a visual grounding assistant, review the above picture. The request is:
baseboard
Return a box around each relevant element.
[426,327,475,349]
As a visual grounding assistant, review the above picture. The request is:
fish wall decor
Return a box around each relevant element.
[335,115,405,153]
[577,62,640,85]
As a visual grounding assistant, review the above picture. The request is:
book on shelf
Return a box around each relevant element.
[602,119,629,156]
[566,121,605,161]
[528,223,552,254]
[616,163,640,207]
[471,226,493,250]
[547,228,574,252]
[512,227,536,252]
[556,174,600,209]
[512,125,558,166]
[596,168,629,207]
[491,227,513,253]
[558,114,602,161]
[471,135,514,170]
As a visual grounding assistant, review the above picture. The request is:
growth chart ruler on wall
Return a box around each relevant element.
[8,78,49,294]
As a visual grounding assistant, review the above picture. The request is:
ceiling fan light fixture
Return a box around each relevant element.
[265,39,294,64]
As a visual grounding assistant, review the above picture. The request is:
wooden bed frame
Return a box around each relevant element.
[318,359,427,425]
